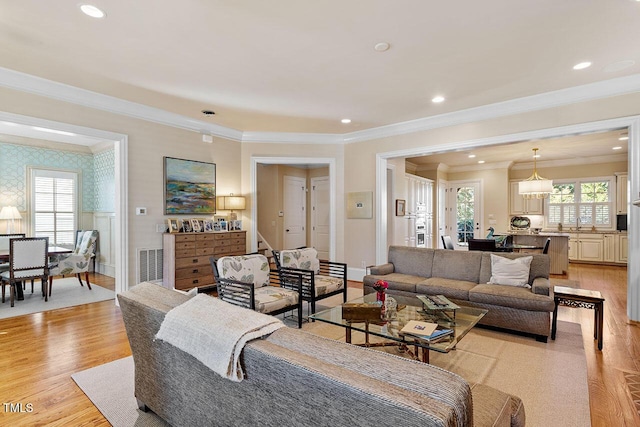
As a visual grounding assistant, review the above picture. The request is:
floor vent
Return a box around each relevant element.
[137,248,163,283]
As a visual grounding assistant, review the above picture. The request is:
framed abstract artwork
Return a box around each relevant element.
[164,157,216,214]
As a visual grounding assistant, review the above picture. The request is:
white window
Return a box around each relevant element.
[546,177,614,229]
[30,169,78,246]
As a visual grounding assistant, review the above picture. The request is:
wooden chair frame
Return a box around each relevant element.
[211,256,304,328]
[1,237,49,307]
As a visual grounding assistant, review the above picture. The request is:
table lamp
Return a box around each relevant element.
[216,194,246,221]
[0,206,22,233]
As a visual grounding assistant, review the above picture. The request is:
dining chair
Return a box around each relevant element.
[0,237,49,307]
[542,238,551,254]
[0,233,26,274]
[48,230,98,296]
[468,238,497,252]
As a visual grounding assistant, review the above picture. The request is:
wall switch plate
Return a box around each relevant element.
[136,207,147,215]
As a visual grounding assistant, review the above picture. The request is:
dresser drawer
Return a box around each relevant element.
[175,248,196,257]
[195,246,216,256]
[176,265,213,279]
[229,232,245,239]
[214,233,230,241]
[175,241,196,250]
[175,234,196,242]
[175,275,213,290]
[229,238,244,246]
[176,256,210,268]
[196,233,216,242]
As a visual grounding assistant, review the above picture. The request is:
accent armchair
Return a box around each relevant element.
[272,247,347,315]
[48,230,98,295]
[211,254,303,328]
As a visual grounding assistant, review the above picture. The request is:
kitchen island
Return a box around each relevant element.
[500,232,570,275]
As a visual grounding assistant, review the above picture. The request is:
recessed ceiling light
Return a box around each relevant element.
[432,95,445,103]
[619,136,629,141]
[613,146,623,150]
[477,160,485,164]
[374,42,390,52]
[468,154,476,158]
[80,4,106,18]
[573,62,592,70]
[341,119,351,124]
[32,126,76,136]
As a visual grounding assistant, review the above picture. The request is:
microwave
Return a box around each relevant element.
[616,214,627,231]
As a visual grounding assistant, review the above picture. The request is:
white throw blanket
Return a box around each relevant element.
[155,294,284,382]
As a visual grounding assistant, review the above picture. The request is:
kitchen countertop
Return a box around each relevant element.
[499,230,626,236]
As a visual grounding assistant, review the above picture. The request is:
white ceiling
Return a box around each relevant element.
[1,0,640,135]
[406,129,629,168]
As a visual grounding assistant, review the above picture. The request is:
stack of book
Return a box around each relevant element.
[399,320,454,343]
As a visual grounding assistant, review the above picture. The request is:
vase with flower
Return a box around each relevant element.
[372,280,388,304]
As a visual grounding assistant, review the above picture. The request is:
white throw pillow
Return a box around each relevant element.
[488,254,533,288]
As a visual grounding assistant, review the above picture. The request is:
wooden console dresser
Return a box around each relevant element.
[163,231,247,291]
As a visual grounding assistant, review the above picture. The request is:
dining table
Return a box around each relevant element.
[0,246,73,300]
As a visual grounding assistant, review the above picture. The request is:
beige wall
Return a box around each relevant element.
[0,86,242,286]
[1,82,639,283]
[510,161,628,180]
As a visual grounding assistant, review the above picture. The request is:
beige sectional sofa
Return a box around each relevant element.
[363,246,554,341]
[118,282,526,427]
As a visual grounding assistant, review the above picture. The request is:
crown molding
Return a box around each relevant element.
[241,131,342,144]
[0,67,244,142]
[2,66,640,145]
[341,73,640,144]
[448,160,513,173]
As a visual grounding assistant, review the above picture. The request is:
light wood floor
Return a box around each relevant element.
[0,266,638,426]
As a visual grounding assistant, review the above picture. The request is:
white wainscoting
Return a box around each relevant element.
[94,212,116,278]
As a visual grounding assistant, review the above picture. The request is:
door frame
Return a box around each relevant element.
[250,157,336,260]
[0,110,128,297]
[374,116,640,323]
[447,179,483,249]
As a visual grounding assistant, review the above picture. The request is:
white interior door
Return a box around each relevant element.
[311,176,330,259]
[283,175,306,249]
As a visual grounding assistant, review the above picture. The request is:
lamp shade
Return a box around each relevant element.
[0,206,22,220]
[518,179,553,199]
[217,196,246,211]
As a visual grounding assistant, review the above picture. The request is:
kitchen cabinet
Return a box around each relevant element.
[617,234,628,263]
[509,181,544,215]
[568,232,627,264]
[603,234,616,263]
[616,173,628,214]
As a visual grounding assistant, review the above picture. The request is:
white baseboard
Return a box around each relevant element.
[97,262,116,278]
[348,267,367,282]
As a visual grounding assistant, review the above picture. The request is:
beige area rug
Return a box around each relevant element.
[0,277,114,320]
[74,287,590,427]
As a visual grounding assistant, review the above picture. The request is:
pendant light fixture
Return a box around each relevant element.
[518,148,553,199]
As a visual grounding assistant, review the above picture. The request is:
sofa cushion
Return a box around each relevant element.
[488,254,533,288]
[280,248,320,273]
[217,254,270,287]
[254,287,299,314]
[417,278,477,301]
[313,274,344,296]
[479,252,549,286]
[364,273,424,293]
[388,246,435,278]
[469,284,555,312]
[431,250,483,283]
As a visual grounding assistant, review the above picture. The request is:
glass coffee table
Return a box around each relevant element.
[309,293,487,363]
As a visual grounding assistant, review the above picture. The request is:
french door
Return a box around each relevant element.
[446,181,482,248]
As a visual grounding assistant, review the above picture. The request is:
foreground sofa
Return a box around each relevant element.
[118,282,525,427]
[363,246,554,341]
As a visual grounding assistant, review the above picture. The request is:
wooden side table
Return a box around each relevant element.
[552,285,604,350]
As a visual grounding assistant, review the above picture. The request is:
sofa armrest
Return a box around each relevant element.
[531,277,551,296]
[370,263,394,275]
